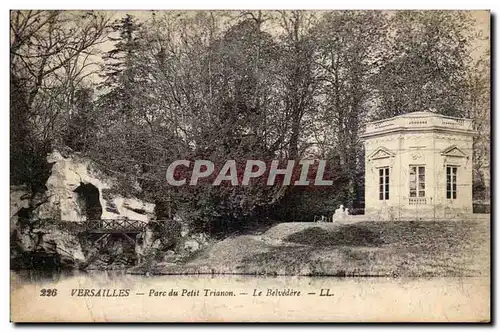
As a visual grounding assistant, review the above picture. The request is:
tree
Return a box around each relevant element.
[372,11,472,119]
[277,11,319,160]
[10,10,108,189]
[61,87,98,152]
[11,10,487,234]
[99,14,143,117]
[466,49,490,200]
[312,11,388,206]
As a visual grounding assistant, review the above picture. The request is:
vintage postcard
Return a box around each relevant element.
[10,9,490,322]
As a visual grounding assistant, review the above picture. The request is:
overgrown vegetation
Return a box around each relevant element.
[10,11,490,236]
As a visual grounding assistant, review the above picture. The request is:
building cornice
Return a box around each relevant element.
[360,126,477,140]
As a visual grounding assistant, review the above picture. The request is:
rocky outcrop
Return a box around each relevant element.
[133,220,183,270]
[181,233,210,254]
[10,148,158,269]
[34,150,155,223]
[11,148,214,271]
[135,226,162,265]
[84,236,137,270]
[11,223,86,269]
[10,185,31,229]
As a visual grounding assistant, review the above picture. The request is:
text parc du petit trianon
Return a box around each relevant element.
[165,160,334,186]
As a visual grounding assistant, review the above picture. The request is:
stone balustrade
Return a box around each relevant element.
[363,112,473,136]
[408,197,427,205]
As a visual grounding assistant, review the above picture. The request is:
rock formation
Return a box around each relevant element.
[34,150,155,222]
[10,149,157,269]
[10,185,31,229]
[10,148,211,271]
[12,224,86,269]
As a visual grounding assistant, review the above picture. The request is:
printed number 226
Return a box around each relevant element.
[40,289,58,296]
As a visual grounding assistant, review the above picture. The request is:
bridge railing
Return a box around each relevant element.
[84,219,149,232]
[39,218,173,233]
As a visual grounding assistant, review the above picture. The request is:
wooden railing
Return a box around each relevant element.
[40,219,173,234]
[84,219,149,232]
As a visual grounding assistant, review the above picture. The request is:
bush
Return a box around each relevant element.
[285,225,385,247]
[473,203,490,214]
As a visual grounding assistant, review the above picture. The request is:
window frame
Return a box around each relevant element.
[378,167,390,201]
[446,165,458,199]
[409,165,426,198]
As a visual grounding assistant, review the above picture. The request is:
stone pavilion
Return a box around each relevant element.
[360,111,476,220]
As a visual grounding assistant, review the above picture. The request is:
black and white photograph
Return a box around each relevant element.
[9,9,491,322]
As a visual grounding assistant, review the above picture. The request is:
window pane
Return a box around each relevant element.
[410,190,416,197]
[453,191,457,199]
[418,190,425,197]
[418,167,425,175]
[418,174,425,183]
[447,191,451,199]
[385,168,389,176]
[446,167,450,175]
[379,169,383,177]
[410,181,416,190]
[452,167,457,175]
[419,182,425,190]
[410,167,416,175]
[447,183,451,191]
[453,184,457,191]
[379,177,383,185]
[385,192,389,200]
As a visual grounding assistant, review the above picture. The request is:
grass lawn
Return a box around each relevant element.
[138,218,490,277]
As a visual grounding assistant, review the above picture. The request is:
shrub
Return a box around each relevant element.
[286,225,385,247]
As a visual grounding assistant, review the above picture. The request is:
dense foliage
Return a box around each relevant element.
[10,10,490,234]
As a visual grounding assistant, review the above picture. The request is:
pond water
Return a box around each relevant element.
[11,269,489,322]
